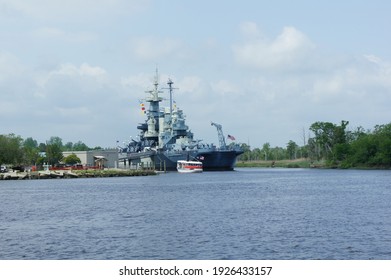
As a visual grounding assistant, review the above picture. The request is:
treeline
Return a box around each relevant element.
[238,121,391,168]
[238,141,305,162]
[0,135,102,167]
[2,121,390,169]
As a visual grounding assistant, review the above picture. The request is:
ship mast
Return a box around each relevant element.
[164,78,178,120]
[143,68,163,141]
[145,69,163,118]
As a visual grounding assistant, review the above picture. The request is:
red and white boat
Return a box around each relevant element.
[177,160,203,173]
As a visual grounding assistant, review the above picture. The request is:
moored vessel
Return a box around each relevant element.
[177,160,203,173]
[119,70,243,171]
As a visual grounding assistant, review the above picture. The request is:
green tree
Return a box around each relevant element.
[46,136,63,165]
[63,153,81,165]
[72,141,89,151]
[309,120,349,161]
[307,137,321,160]
[270,146,286,160]
[309,121,336,158]
[261,142,271,161]
[38,142,46,152]
[252,148,262,160]
[0,134,24,165]
[286,140,298,160]
[238,143,251,161]
[64,142,73,151]
[23,137,40,165]
[348,123,391,167]
[298,145,309,158]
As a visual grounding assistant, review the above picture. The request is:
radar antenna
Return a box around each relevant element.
[163,78,178,118]
[211,122,227,149]
[145,68,163,102]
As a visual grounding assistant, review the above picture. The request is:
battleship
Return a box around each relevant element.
[119,71,243,171]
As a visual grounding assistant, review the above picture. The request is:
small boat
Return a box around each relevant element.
[177,160,203,173]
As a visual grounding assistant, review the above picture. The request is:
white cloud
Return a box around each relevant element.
[233,25,315,70]
[226,23,391,145]
[239,21,262,39]
[364,54,383,65]
[54,63,106,77]
[310,55,391,100]
[1,0,150,21]
[32,27,97,43]
[54,106,91,118]
[211,80,240,95]
[121,73,153,90]
[0,59,131,145]
[130,36,185,61]
[1,8,390,149]
[176,76,202,93]
[364,55,391,86]
[35,63,108,93]
[0,51,25,82]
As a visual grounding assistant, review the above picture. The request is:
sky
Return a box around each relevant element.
[1,0,391,149]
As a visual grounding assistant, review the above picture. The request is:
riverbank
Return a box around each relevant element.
[0,169,157,180]
[235,159,391,170]
[236,158,319,168]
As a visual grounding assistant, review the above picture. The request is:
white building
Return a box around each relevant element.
[62,149,118,168]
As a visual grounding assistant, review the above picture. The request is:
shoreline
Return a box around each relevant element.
[236,159,391,170]
[236,159,313,169]
[0,169,157,180]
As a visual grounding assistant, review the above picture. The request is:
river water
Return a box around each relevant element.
[1,168,391,260]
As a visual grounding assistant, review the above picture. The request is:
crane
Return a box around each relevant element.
[211,122,227,149]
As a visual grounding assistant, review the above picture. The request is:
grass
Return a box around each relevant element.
[235,158,321,168]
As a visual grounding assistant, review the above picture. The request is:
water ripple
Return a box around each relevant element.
[1,169,391,259]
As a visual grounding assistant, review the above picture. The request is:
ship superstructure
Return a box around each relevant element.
[119,71,243,171]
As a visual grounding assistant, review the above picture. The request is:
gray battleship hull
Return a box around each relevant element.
[196,150,242,171]
[122,149,242,171]
[119,72,243,171]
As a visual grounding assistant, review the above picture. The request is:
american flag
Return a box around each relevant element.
[227,134,236,141]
